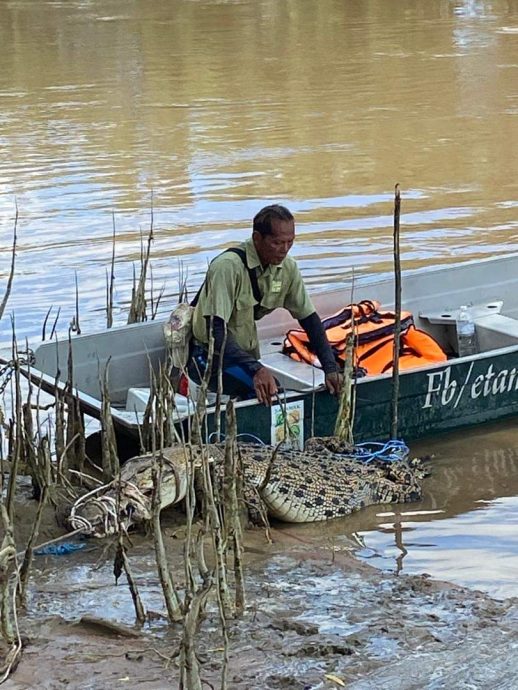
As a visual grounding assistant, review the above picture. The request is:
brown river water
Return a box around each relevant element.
[1,0,518,601]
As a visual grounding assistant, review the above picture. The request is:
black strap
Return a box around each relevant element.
[225,248,262,309]
[191,247,263,318]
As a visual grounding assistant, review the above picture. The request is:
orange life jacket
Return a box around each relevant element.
[282,301,447,376]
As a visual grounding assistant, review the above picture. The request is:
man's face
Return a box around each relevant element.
[253,219,295,266]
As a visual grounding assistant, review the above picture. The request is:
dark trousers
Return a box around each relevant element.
[187,343,257,399]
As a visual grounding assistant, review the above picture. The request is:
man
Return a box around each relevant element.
[187,204,342,405]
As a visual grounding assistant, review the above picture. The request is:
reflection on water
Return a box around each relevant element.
[30,546,168,627]
[361,497,518,599]
[277,419,518,599]
[351,420,518,599]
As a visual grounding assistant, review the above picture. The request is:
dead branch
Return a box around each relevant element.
[0,203,18,322]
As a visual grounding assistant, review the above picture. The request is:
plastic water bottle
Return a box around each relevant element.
[456,305,477,357]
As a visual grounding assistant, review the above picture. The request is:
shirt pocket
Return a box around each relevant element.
[232,294,256,325]
[260,291,285,312]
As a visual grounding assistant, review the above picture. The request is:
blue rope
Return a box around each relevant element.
[34,542,87,556]
[352,440,409,464]
[208,432,267,445]
[208,434,407,463]
[236,433,267,445]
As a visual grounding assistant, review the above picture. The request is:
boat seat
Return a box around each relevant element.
[418,300,503,325]
[472,314,518,352]
[260,351,325,391]
[125,387,196,420]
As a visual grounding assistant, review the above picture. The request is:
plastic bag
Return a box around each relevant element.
[163,302,194,368]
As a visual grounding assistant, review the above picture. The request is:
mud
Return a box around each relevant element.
[2,489,518,690]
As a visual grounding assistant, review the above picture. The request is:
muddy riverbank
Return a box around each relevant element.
[2,488,518,690]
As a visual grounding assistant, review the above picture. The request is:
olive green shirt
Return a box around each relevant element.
[192,239,315,359]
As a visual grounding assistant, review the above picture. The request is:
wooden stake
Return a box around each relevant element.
[106,212,116,329]
[151,453,182,622]
[0,202,18,322]
[391,184,402,440]
[71,272,81,334]
[100,362,119,483]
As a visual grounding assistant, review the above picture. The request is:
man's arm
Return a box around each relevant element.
[298,312,342,395]
[208,316,278,405]
[209,316,262,376]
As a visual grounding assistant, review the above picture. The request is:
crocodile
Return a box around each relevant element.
[232,437,424,523]
[69,437,425,536]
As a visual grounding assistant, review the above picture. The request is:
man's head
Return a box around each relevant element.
[252,204,295,266]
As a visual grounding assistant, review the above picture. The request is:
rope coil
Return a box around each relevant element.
[209,433,409,464]
[352,440,409,464]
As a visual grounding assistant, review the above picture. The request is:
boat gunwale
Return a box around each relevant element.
[19,337,518,434]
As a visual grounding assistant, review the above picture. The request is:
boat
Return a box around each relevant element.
[24,253,518,449]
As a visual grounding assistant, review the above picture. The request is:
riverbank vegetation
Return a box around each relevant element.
[0,217,255,688]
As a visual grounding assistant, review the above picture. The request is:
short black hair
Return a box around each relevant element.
[253,204,294,237]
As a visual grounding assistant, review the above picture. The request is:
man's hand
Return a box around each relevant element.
[253,367,278,406]
[325,371,343,396]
